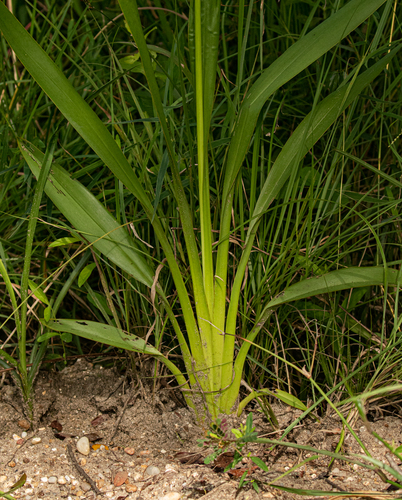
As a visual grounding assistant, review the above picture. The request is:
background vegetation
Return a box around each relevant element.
[1,0,402,420]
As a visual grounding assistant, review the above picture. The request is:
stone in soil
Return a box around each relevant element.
[76,436,90,455]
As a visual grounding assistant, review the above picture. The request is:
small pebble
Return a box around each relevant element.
[158,493,181,500]
[125,484,137,493]
[145,465,160,476]
[81,482,91,492]
[21,432,27,438]
[80,458,87,466]
[13,434,21,441]
[131,472,142,481]
[139,450,151,456]
[18,420,31,430]
[32,437,42,445]
[124,447,135,456]
[8,461,16,468]
[58,476,67,485]
[76,437,90,456]
[23,458,30,464]
[41,477,48,483]
[48,476,57,484]
[346,477,354,482]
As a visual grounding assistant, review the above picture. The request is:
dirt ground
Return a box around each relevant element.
[0,358,401,500]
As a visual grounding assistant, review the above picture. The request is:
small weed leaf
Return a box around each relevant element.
[48,236,80,248]
[43,305,52,323]
[251,456,269,472]
[0,473,27,498]
[274,390,308,411]
[78,263,97,287]
[28,280,49,305]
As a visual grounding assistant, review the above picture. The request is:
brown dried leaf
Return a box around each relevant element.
[91,415,107,427]
[50,420,63,432]
[84,433,101,442]
[114,470,128,487]
[213,451,234,469]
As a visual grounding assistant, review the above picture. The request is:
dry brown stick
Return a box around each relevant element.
[109,388,140,444]
[67,442,103,497]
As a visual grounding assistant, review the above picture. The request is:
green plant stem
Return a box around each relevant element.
[19,133,57,406]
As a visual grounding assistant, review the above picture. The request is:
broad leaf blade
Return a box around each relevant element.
[249,48,400,230]
[20,141,154,287]
[45,319,162,356]
[267,267,401,309]
[0,3,151,212]
[223,0,387,196]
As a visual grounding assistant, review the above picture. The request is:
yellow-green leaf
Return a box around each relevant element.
[48,237,80,248]
[78,263,97,288]
[28,280,49,305]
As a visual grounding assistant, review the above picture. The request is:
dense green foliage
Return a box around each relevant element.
[0,0,402,421]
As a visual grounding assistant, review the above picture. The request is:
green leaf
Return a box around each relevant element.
[119,54,140,68]
[43,305,52,323]
[48,237,81,248]
[7,473,26,494]
[78,263,97,288]
[267,267,402,309]
[28,280,49,305]
[245,413,254,434]
[249,47,400,236]
[223,0,388,199]
[60,332,72,343]
[273,390,308,411]
[0,348,18,367]
[44,319,163,356]
[238,471,248,488]
[20,142,154,288]
[251,456,268,472]
[231,429,242,439]
[37,332,58,343]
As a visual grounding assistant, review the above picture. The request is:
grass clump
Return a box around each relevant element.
[0,0,401,428]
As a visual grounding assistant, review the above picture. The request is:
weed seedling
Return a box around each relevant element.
[198,413,268,493]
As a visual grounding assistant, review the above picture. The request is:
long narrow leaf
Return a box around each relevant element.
[266,266,402,309]
[214,0,387,333]
[19,141,154,287]
[0,5,202,367]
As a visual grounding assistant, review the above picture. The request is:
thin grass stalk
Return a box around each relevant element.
[18,134,57,408]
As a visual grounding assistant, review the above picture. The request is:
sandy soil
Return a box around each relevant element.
[0,358,401,500]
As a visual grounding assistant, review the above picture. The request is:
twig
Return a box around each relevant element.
[324,478,347,492]
[109,387,140,443]
[67,442,102,497]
